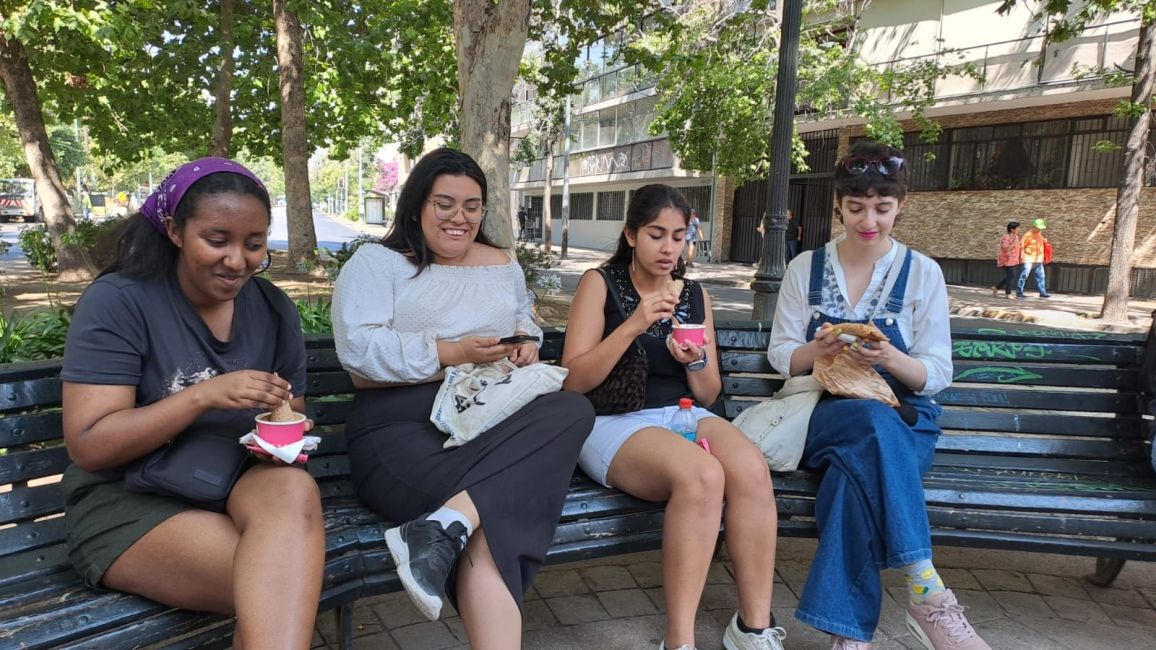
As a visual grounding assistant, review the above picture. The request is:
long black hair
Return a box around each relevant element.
[834,140,908,203]
[603,183,691,278]
[380,147,499,276]
[99,172,271,279]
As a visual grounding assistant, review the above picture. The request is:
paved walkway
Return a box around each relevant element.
[314,539,1156,649]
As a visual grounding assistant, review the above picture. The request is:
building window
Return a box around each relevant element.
[597,191,626,221]
[549,192,595,220]
[899,115,1136,192]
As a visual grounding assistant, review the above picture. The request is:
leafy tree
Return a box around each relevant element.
[998,0,1156,321]
[632,0,979,182]
[0,4,94,279]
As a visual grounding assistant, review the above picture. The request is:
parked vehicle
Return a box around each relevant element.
[0,178,40,222]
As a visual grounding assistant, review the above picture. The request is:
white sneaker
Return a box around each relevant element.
[658,643,696,650]
[832,637,873,650]
[723,613,787,650]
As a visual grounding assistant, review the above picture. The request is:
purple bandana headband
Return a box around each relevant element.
[139,157,269,234]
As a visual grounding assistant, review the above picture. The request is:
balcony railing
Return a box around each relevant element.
[870,18,1141,104]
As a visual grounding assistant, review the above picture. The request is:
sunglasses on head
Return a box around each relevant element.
[841,156,905,176]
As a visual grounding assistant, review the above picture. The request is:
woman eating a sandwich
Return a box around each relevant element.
[766,141,988,650]
[562,184,785,650]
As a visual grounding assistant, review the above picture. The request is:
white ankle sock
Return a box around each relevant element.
[426,506,474,539]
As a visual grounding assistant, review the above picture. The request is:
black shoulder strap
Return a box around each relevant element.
[596,268,646,358]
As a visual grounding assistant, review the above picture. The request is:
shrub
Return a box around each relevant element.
[18,219,118,274]
[515,241,561,301]
[295,297,333,334]
[0,309,71,363]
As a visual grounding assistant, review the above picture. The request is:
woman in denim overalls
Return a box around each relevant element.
[767,141,990,650]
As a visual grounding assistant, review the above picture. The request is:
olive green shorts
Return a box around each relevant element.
[62,465,195,589]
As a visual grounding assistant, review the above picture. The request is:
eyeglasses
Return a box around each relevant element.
[428,199,487,223]
[841,156,905,176]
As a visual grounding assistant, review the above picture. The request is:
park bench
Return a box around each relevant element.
[2,319,1155,648]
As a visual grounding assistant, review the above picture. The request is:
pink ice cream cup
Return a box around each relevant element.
[672,323,707,347]
[254,412,308,446]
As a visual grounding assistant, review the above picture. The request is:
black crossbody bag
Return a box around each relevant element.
[584,269,650,415]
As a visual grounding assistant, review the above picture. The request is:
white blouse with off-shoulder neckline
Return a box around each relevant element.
[332,243,542,384]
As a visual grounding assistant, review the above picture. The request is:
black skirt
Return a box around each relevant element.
[345,383,594,608]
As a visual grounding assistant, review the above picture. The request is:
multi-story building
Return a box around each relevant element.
[510,35,720,256]
[512,2,1154,295]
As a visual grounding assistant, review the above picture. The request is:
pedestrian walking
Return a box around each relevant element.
[1017,218,1052,299]
[993,221,1021,299]
[685,208,705,267]
[785,209,802,263]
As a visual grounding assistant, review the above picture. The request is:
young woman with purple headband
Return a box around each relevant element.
[767,140,989,650]
[60,158,324,648]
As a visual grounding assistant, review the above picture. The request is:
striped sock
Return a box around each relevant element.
[902,559,946,603]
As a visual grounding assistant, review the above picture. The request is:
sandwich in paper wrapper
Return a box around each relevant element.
[813,323,900,407]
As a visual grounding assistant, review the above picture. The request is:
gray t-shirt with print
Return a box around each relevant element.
[62,273,306,446]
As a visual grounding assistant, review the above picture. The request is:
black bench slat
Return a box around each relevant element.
[307,371,355,395]
[0,516,66,558]
[950,339,1143,365]
[933,433,1147,460]
[0,482,64,526]
[0,445,69,485]
[721,378,1141,414]
[0,410,65,448]
[934,385,1139,413]
[936,409,1145,438]
[723,396,1143,438]
[951,360,1137,389]
[929,528,1156,560]
[720,351,1139,389]
[931,451,1152,477]
[0,376,61,414]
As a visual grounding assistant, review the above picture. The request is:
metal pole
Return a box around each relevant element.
[751,0,803,320]
[561,95,572,260]
[707,147,718,262]
[357,144,364,222]
[72,120,84,218]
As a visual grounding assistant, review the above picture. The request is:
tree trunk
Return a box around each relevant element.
[273,0,317,265]
[1102,19,1155,321]
[0,31,90,280]
[453,0,530,249]
[542,145,553,253]
[209,0,236,157]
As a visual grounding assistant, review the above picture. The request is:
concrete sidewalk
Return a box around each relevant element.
[314,539,1156,649]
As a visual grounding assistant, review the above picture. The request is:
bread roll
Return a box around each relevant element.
[833,323,889,342]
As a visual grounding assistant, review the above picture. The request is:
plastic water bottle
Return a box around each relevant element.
[668,398,698,442]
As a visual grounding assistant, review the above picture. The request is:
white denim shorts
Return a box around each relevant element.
[578,404,720,487]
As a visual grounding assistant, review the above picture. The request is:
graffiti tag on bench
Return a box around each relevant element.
[954,340,1051,361]
[953,366,1044,383]
[975,327,1108,340]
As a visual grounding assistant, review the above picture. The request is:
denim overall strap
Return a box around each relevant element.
[883,248,914,314]
[808,245,826,307]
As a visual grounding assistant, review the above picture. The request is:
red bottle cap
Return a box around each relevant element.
[679,398,694,409]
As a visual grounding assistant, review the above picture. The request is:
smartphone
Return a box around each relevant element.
[498,334,538,345]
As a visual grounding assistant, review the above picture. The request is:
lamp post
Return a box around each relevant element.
[751,0,804,320]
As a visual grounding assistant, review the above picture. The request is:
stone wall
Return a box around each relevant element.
[711,176,735,262]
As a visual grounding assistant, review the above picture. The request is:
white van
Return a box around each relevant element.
[0,178,40,222]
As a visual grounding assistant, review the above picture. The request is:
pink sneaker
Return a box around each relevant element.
[905,590,991,649]
[831,637,873,650]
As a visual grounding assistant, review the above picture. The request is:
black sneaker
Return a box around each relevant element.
[385,516,467,620]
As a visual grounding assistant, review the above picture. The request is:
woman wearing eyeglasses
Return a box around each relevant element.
[767,141,989,650]
[331,148,595,648]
